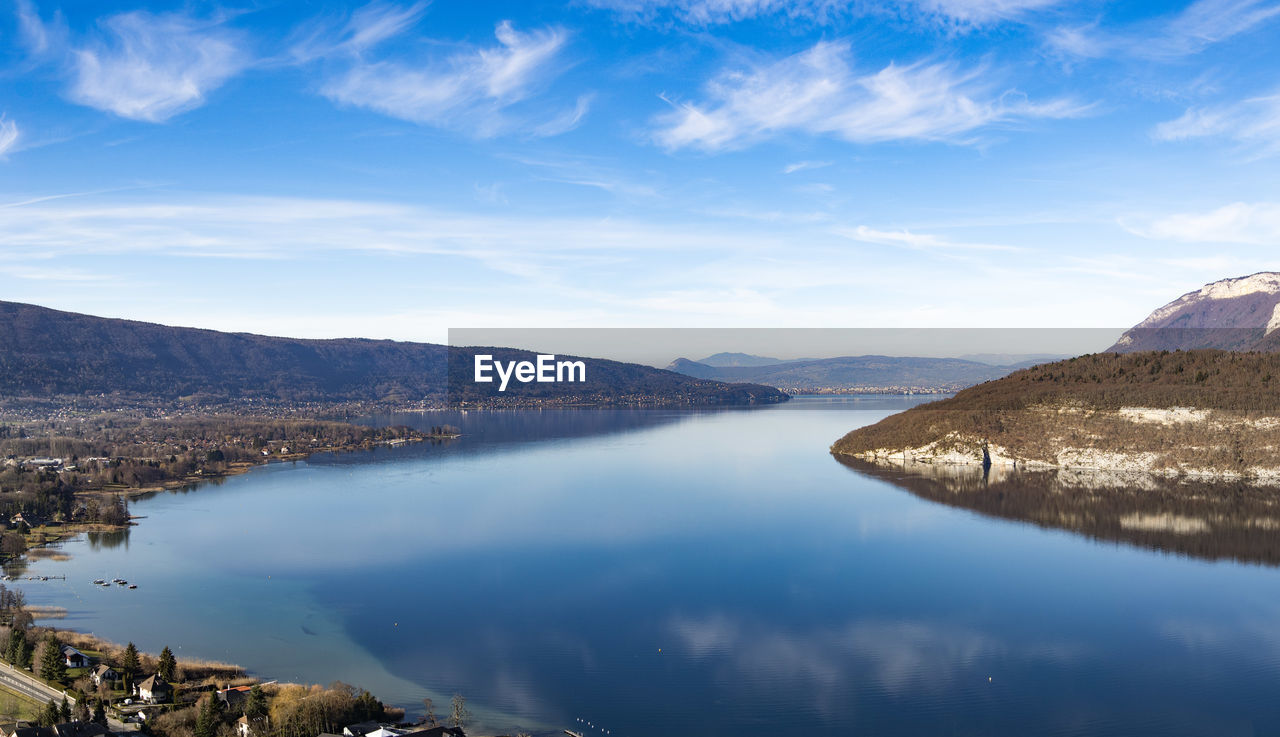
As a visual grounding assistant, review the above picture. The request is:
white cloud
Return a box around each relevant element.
[654,41,1082,151]
[317,19,576,136]
[62,10,250,122]
[782,159,832,173]
[590,0,1062,26]
[1153,92,1280,155]
[15,0,56,55]
[1126,202,1280,245]
[912,0,1063,24]
[1048,0,1280,60]
[0,117,18,157]
[290,2,429,62]
[834,224,1019,251]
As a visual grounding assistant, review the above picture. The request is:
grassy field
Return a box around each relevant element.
[0,682,45,722]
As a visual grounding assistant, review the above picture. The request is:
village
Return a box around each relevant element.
[0,615,474,737]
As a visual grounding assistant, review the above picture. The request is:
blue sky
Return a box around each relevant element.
[2,0,1280,344]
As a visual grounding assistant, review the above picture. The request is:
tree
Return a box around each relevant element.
[0,532,26,555]
[38,635,66,684]
[245,685,269,722]
[194,694,225,737]
[354,690,383,722]
[157,645,176,682]
[3,628,26,664]
[120,642,140,687]
[421,698,437,727]
[58,695,71,723]
[73,696,90,723]
[92,699,107,726]
[38,698,59,727]
[448,694,470,729]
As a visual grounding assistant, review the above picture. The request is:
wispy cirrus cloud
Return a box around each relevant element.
[0,117,18,157]
[289,1,429,61]
[653,41,1083,151]
[17,3,251,122]
[300,3,582,138]
[15,0,59,56]
[1047,0,1280,60]
[834,224,1019,252]
[1153,91,1280,155]
[782,159,832,174]
[590,0,1064,26]
[1125,202,1280,244]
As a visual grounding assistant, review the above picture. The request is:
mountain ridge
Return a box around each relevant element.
[1110,271,1280,352]
[0,301,786,408]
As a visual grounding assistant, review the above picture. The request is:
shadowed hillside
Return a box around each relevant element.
[0,301,786,408]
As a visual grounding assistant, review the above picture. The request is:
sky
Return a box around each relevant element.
[3,0,1280,347]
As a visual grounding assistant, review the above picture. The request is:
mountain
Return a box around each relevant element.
[832,350,1280,481]
[666,354,1018,392]
[693,352,785,367]
[0,301,786,407]
[1109,272,1280,352]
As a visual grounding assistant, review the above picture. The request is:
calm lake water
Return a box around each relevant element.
[14,396,1280,736]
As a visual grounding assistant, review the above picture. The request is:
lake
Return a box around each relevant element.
[14,396,1280,736]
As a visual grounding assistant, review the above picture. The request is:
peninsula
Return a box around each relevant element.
[831,350,1280,482]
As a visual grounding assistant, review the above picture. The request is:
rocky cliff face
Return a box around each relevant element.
[1110,272,1280,352]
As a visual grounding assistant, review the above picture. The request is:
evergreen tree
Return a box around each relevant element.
[92,699,107,726]
[157,646,176,682]
[73,697,90,723]
[354,690,383,722]
[195,695,220,737]
[120,642,139,688]
[58,695,71,723]
[245,685,269,722]
[3,628,24,664]
[38,699,59,727]
[38,635,66,683]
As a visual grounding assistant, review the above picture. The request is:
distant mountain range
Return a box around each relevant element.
[1110,272,1280,352]
[0,301,786,408]
[667,354,1061,392]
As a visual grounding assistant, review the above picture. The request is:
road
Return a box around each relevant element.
[0,662,73,707]
[0,663,136,731]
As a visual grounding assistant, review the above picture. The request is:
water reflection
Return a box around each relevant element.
[86,528,131,551]
[836,456,1280,566]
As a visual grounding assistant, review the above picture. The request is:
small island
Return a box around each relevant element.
[831,350,1280,483]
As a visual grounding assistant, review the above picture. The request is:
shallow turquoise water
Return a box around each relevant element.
[15,396,1280,736]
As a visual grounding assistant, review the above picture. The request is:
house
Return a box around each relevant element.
[217,685,253,710]
[3,724,108,737]
[135,674,172,704]
[342,722,384,737]
[5,726,55,737]
[366,729,406,737]
[90,664,119,687]
[401,729,465,737]
[8,513,42,528]
[51,723,109,737]
[61,645,89,669]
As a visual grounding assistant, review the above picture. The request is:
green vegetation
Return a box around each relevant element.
[0,683,43,721]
